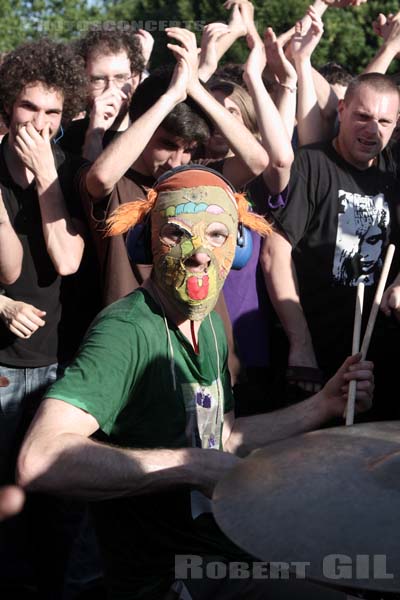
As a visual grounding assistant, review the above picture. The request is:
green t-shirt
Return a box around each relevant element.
[45,289,238,599]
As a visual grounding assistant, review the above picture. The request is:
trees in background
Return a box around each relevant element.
[0,0,399,74]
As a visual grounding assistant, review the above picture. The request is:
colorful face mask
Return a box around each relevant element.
[151,182,238,320]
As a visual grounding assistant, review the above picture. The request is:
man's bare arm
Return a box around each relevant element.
[263,27,298,141]
[0,188,23,285]
[15,123,84,275]
[17,398,239,499]
[166,27,268,188]
[260,230,318,368]
[292,7,327,146]
[240,2,294,194]
[83,88,129,162]
[364,12,400,75]
[86,58,188,199]
[198,2,247,83]
[223,354,374,456]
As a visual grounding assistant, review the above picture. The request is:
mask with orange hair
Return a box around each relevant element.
[152,172,238,320]
[105,166,272,321]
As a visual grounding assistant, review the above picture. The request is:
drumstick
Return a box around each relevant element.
[345,244,395,426]
[345,282,364,426]
[360,244,395,359]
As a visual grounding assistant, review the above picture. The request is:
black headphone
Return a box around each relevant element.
[126,165,253,269]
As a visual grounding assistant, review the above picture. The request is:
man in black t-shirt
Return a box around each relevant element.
[0,39,88,479]
[262,73,400,420]
[0,38,102,600]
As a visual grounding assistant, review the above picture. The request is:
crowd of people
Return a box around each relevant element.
[0,0,399,598]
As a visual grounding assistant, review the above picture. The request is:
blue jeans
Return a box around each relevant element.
[0,362,103,599]
[0,363,59,482]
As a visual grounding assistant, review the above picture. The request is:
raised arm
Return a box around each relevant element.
[276,0,357,140]
[198,23,233,83]
[241,2,293,193]
[322,0,367,5]
[364,12,400,75]
[15,122,84,275]
[263,27,298,140]
[82,87,129,162]
[166,26,268,187]
[308,0,366,128]
[198,0,250,84]
[86,57,188,199]
[0,187,23,285]
[291,6,326,146]
[198,1,248,83]
[275,0,364,50]
[274,0,328,48]
[310,67,340,137]
[135,29,155,71]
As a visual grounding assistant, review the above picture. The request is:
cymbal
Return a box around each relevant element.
[213,422,400,594]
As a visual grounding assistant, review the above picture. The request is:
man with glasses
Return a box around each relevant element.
[60,25,145,161]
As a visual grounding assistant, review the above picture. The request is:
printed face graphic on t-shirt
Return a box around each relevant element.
[332,190,390,286]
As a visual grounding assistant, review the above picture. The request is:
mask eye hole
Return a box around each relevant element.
[160,223,191,247]
[205,222,229,248]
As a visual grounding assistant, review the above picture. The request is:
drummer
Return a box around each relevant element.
[16,166,373,599]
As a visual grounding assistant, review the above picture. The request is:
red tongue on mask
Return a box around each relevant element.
[187,275,209,300]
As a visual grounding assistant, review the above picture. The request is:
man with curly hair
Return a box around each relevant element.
[60,25,146,160]
[0,37,102,599]
[0,37,89,480]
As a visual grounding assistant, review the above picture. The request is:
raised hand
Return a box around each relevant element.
[14,122,56,179]
[264,27,297,88]
[225,0,257,35]
[243,32,266,81]
[322,0,367,7]
[89,87,129,132]
[165,28,200,96]
[135,29,155,67]
[198,23,231,82]
[291,6,324,62]
[223,0,248,37]
[377,13,400,54]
